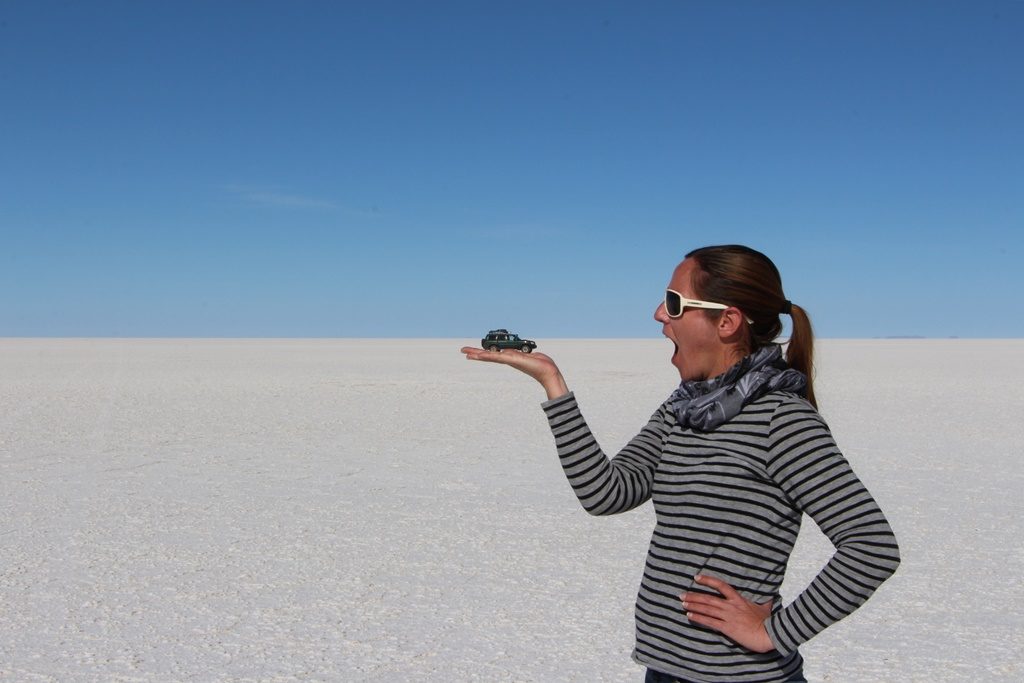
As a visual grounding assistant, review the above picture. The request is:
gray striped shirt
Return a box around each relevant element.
[542,391,900,683]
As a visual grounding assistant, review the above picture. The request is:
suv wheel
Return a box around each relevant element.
[521,345,531,353]
[488,345,498,352]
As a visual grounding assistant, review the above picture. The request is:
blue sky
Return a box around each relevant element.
[2,1,1021,338]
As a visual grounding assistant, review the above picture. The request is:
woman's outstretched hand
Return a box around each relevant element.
[681,575,775,653]
[460,347,570,400]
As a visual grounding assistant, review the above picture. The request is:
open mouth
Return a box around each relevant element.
[663,331,679,359]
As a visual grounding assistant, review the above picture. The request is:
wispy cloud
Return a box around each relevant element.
[224,184,340,210]
[220,183,385,215]
[223,185,387,218]
[458,221,580,242]
[247,191,340,210]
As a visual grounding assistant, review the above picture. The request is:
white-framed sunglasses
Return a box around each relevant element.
[664,289,753,324]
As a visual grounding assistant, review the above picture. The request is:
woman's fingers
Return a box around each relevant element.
[462,347,536,371]
[681,596,727,621]
[460,346,505,361]
[693,574,740,600]
[461,346,532,361]
[685,610,726,631]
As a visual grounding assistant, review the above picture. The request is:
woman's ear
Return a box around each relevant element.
[717,307,747,342]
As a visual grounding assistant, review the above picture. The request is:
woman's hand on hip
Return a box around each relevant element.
[681,574,776,653]
[460,347,569,400]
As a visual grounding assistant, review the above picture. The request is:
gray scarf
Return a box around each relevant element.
[667,344,807,431]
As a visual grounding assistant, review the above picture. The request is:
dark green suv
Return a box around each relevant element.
[480,329,537,353]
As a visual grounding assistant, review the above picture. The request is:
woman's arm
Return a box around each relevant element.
[762,398,901,654]
[543,392,671,516]
[681,398,900,654]
[461,345,670,516]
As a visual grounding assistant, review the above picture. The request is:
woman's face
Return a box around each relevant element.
[654,258,724,381]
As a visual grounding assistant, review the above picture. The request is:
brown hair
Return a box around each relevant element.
[685,244,816,408]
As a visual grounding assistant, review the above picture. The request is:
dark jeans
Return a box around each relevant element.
[645,669,808,683]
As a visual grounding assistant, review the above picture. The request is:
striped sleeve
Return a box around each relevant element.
[541,392,671,516]
[763,398,901,655]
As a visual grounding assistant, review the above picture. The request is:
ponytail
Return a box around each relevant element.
[785,303,816,409]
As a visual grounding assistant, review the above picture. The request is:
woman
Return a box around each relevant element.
[461,245,899,683]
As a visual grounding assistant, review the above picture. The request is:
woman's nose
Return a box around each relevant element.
[654,301,669,323]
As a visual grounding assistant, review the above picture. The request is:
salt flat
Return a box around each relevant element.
[1,338,1021,682]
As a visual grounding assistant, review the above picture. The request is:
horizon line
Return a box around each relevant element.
[0,335,1018,341]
